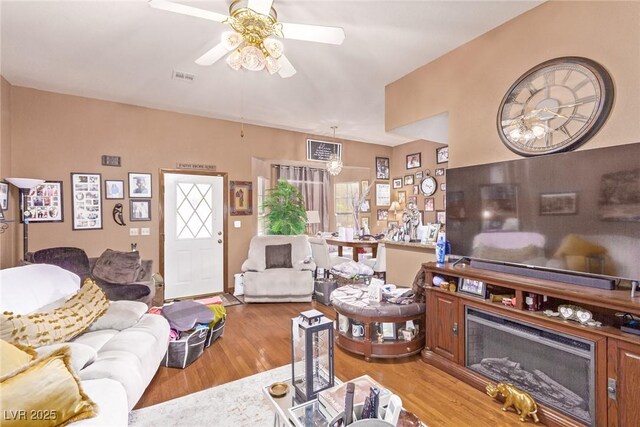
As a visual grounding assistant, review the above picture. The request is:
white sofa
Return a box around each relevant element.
[241,235,315,303]
[0,264,170,426]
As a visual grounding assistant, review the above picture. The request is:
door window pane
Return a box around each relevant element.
[176,183,213,239]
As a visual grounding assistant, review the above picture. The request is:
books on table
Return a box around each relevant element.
[317,375,391,421]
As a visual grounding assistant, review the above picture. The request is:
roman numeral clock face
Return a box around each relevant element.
[497,57,614,156]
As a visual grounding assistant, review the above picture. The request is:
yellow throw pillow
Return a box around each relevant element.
[553,234,607,257]
[0,340,36,376]
[1,279,110,348]
[0,346,96,426]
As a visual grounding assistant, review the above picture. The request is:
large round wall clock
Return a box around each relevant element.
[497,57,614,156]
[420,176,437,196]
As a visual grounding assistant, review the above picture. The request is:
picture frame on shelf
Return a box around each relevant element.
[71,173,102,230]
[397,190,406,205]
[105,180,124,200]
[375,183,390,206]
[436,146,449,164]
[360,199,371,213]
[540,192,578,215]
[0,182,8,210]
[426,223,441,242]
[129,172,152,198]
[435,168,445,176]
[458,277,488,299]
[436,210,446,224]
[424,197,434,212]
[230,181,253,215]
[361,217,369,229]
[0,207,4,220]
[375,157,390,180]
[377,209,388,221]
[404,175,414,186]
[20,181,64,223]
[392,178,402,189]
[381,323,397,339]
[130,199,151,221]
[406,153,421,169]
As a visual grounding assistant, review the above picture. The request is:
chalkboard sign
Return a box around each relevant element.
[306,139,342,162]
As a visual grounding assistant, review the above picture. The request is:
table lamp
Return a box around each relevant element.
[306,210,321,234]
[389,201,402,220]
[5,177,46,258]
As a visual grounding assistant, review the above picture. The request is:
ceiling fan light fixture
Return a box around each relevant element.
[226,50,243,70]
[240,45,266,71]
[265,56,281,74]
[221,31,243,50]
[263,38,283,58]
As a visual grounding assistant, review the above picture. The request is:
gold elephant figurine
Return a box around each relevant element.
[486,382,540,423]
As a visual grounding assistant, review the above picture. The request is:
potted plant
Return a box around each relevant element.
[262,179,307,235]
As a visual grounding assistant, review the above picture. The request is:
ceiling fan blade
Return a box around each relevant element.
[278,54,296,78]
[280,22,345,45]
[195,42,231,66]
[148,0,228,23]
[247,0,274,16]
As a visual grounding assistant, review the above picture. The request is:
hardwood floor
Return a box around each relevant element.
[136,300,526,426]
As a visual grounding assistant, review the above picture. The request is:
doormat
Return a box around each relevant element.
[219,293,243,307]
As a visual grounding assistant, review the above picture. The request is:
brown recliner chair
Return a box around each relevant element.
[25,247,155,306]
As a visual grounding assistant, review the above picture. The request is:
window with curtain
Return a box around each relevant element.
[335,182,359,228]
[256,175,270,236]
[272,165,329,234]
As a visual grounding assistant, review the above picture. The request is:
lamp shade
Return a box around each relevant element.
[306,210,321,225]
[389,201,402,213]
[5,177,45,189]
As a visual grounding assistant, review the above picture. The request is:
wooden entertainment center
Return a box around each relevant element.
[420,262,640,427]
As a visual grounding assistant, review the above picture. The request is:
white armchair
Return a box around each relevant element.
[241,235,315,303]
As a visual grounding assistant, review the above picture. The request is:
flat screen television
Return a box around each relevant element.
[446,142,640,284]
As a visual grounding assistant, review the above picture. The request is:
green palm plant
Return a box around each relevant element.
[262,179,307,235]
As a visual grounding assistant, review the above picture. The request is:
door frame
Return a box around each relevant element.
[159,169,229,300]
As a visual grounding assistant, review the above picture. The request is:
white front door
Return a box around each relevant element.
[163,172,225,300]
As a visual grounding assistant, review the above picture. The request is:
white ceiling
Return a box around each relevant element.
[1,0,542,146]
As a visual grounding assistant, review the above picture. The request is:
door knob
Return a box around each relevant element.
[218,231,222,236]
[218,239,223,244]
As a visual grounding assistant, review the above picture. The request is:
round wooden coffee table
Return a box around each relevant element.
[330,285,425,361]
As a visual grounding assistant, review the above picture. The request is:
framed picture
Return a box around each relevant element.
[377,209,388,221]
[440,183,446,191]
[397,190,406,205]
[230,181,253,215]
[458,277,488,299]
[375,157,390,180]
[381,322,397,339]
[0,182,8,211]
[540,192,578,215]
[129,173,152,198]
[360,199,371,213]
[435,168,445,176]
[375,183,390,206]
[413,185,419,195]
[599,169,640,221]
[415,171,423,179]
[392,178,402,189]
[436,210,446,224]
[130,199,151,221]
[105,180,124,200]
[306,138,341,161]
[71,173,102,230]
[404,175,414,186]
[408,196,417,205]
[361,180,369,191]
[361,217,369,229]
[426,223,441,242]
[424,197,434,212]
[406,153,421,169]
[436,146,449,164]
[387,220,398,227]
[20,181,64,223]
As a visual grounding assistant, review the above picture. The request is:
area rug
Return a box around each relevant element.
[219,292,243,307]
[129,365,290,426]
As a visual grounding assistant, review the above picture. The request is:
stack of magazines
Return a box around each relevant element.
[317,375,391,422]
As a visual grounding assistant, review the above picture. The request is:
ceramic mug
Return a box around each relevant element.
[352,323,365,337]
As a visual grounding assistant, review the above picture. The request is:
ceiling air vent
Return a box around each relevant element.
[172,70,195,83]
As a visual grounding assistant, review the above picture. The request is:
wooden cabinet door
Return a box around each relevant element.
[431,293,459,362]
[608,339,640,427]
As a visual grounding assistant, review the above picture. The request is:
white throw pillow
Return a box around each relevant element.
[88,300,147,332]
[36,342,98,373]
[0,264,81,314]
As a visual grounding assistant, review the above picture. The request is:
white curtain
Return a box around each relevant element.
[273,165,329,234]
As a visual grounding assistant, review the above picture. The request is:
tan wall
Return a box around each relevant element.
[0,77,17,268]
[389,139,446,225]
[386,1,640,168]
[5,85,394,288]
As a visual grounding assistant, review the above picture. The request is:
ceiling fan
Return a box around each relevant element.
[149,0,345,78]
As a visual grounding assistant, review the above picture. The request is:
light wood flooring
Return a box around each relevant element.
[136,300,526,426]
